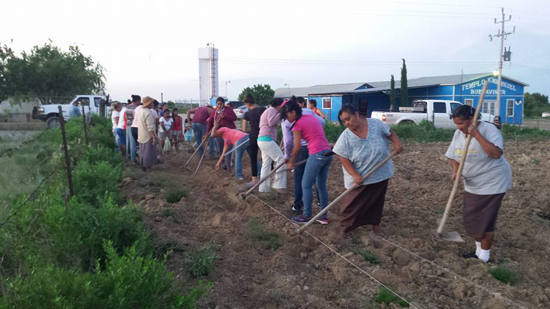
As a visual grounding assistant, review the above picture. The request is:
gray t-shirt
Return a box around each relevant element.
[445,121,511,195]
[333,118,394,189]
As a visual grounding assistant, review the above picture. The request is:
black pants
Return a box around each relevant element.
[247,136,259,177]
[131,127,138,144]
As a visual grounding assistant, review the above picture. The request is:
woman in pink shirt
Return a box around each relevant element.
[257,98,286,192]
[211,122,250,180]
[283,101,333,225]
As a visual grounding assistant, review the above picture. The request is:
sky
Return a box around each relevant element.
[3,0,550,102]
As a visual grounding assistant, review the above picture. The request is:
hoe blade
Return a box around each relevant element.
[438,231,464,243]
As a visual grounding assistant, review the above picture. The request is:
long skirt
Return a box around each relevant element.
[339,179,389,234]
[140,138,156,168]
[463,192,505,239]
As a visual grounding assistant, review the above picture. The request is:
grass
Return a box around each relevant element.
[162,207,174,217]
[489,267,520,285]
[165,189,188,203]
[187,245,217,278]
[352,247,380,265]
[248,218,281,250]
[375,286,410,307]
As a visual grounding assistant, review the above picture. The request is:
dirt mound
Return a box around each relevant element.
[122,141,550,308]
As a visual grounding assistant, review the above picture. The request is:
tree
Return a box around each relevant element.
[389,75,396,111]
[0,44,16,102]
[400,59,409,107]
[237,84,274,106]
[0,42,105,104]
[524,92,550,118]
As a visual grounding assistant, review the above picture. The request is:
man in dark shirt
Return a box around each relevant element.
[242,94,266,185]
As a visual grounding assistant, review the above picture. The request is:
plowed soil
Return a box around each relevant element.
[122,140,550,309]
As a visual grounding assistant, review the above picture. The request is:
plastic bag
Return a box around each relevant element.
[163,137,171,152]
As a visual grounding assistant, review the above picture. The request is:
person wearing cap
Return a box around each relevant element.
[135,96,158,171]
[206,97,237,169]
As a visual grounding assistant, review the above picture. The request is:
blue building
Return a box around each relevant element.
[274,73,528,124]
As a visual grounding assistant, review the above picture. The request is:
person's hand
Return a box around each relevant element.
[215,161,221,171]
[284,158,290,164]
[353,174,364,186]
[394,141,404,155]
[451,172,457,181]
[286,162,293,171]
[152,137,158,146]
[467,125,480,139]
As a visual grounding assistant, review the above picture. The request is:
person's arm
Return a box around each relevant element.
[468,125,503,159]
[211,122,221,138]
[160,120,167,134]
[339,156,364,187]
[242,119,248,132]
[281,121,294,160]
[449,159,459,181]
[186,108,196,124]
[145,113,158,145]
[267,111,280,127]
[387,129,403,154]
[215,143,230,170]
[225,107,237,122]
[287,130,302,169]
[114,116,119,127]
[206,110,215,132]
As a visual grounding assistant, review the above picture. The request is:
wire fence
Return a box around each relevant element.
[0,128,49,158]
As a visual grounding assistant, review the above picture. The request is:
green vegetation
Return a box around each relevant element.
[400,59,409,107]
[489,267,520,285]
[524,92,550,118]
[237,84,275,106]
[352,247,380,265]
[187,245,218,278]
[248,218,281,250]
[375,286,410,307]
[0,115,210,307]
[166,189,188,203]
[501,124,550,140]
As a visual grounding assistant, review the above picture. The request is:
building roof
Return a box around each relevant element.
[274,73,529,97]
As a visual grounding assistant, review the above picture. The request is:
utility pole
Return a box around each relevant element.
[490,8,515,126]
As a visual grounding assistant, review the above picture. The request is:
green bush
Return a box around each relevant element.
[489,267,519,285]
[501,124,550,141]
[73,160,121,206]
[166,189,188,203]
[352,247,379,265]
[375,287,409,307]
[391,120,454,143]
[0,242,211,309]
[0,188,149,272]
[324,122,346,143]
[248,218,281,250]
[187,245,217,278]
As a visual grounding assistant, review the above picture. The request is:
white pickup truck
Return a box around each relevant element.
[33,95,109,129]
[371,100,495,129]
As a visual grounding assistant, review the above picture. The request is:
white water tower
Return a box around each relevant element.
[198,44,218,106]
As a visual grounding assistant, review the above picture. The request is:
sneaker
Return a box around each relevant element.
[291,206,302,214]
[316,218,329,225]
[461,252,478,259]
[246,181,258,188]
[237,177,244,181]
[292,215,311,224]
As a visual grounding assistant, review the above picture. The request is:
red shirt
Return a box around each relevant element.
[192,107,211,124]
[207,107,237,132]
[172,116,182,131]
[218,127,248,145]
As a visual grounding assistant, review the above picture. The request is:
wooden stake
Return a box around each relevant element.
[59,106,74,197]
[81,105,89,145]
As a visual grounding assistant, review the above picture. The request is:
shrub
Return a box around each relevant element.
[248,218,281,250]
[0,242,211,309]
[489,267,519,285]
[352,247,380,265]
[501,124,550,141]
[375,286,410,307]
[324,122,346,143]
[187,245,217,278]
[72,160,121,206]
[166,189,187,203]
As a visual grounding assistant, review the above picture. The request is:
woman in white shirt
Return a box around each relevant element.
[445,105,511,263]
[158,109,173,153]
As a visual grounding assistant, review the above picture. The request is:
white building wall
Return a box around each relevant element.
[198,46,218,106]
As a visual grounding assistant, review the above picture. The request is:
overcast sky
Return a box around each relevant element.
[3,0,550,101]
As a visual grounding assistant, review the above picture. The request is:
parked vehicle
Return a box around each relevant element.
[33,95,109,129]
[371,100,495,129]
[233,105,248,119]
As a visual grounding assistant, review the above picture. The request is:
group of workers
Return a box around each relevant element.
[109,93,511,264]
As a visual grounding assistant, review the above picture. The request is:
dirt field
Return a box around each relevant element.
[122,140,550,308]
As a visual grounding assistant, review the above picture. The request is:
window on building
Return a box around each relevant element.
[506,99,514,117]
[464,99,473,106]
[433,102,447,113]
[450,103,461,113]
[322,98,332,109]
[482,101,496,115]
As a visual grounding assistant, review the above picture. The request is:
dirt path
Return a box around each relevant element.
[121,141,550,308]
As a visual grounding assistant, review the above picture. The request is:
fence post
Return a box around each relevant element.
[81,105,89,145]
[58,106,74,197]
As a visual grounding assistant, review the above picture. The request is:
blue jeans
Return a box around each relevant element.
[127,127,138,160]
[216,136,233,168]
[192,123,215,158]
[233,136,250,179]
[293,146,309,209]
[302,149,333,218]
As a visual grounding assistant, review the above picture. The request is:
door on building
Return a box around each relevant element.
[482,100,496,116]
[358,98,368,117]
[432,102,451,128]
